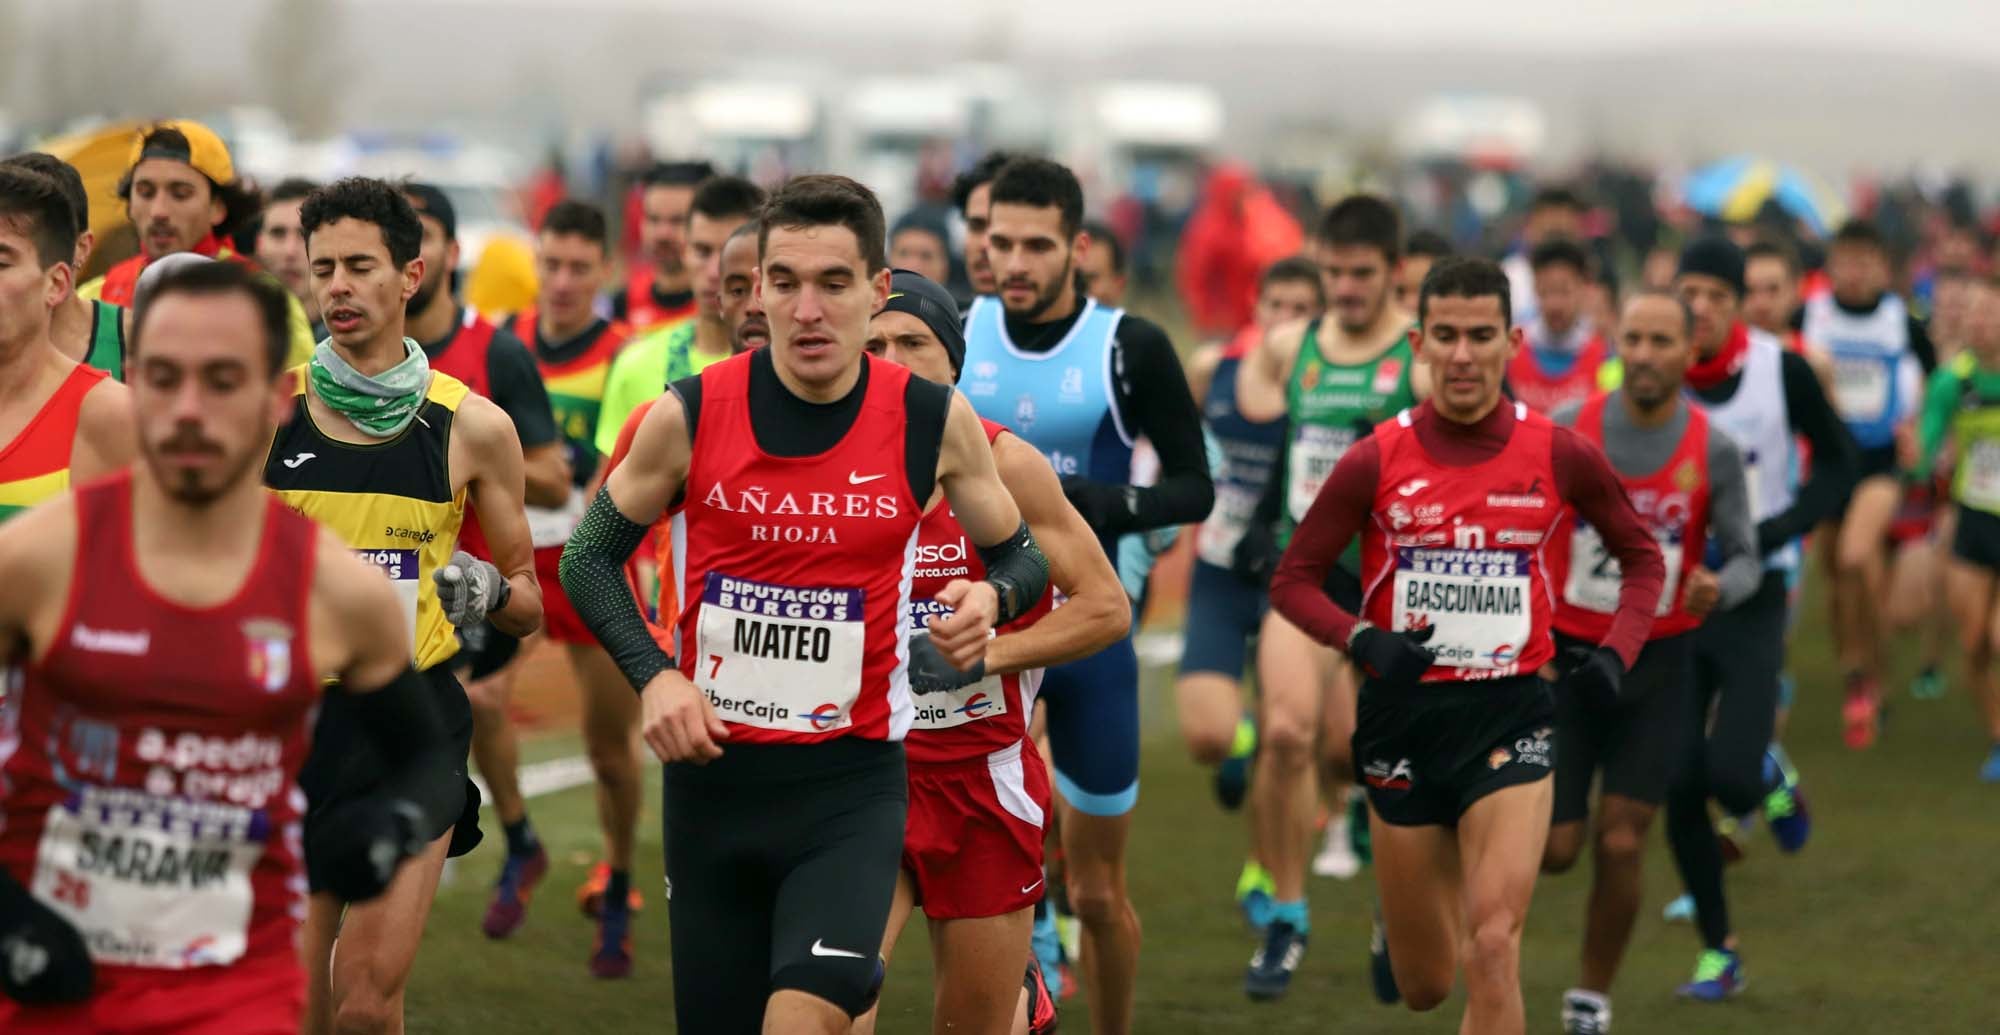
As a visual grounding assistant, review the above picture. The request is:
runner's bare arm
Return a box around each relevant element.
[938,392,1024,545]
[983,432,1129,676]
[309,527,417,687]
[933,392,1047,666]
[522,442,573,509]
[1554,429,1665,668]
[1268,436,1381,647]
[0,495,78,664]
[456,392,543,637]
[68,378,136,483]
[1185,343,1224,407]
[601,390,691,526]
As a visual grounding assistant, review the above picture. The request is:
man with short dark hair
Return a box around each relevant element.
[265,176,544,1035]
[1272,255,1664,1035]
[256,177,321,332]
[1511,238,1608,414]
[1503,187,1589,327]
[952,152,1016,299]
[1078,219,1129,307]
[960,156,1212,1033]
[1396,229,1453,312]
[1,152,128,379]
[610,160,715,335]
[889,210,951,286]
[561,172,1046,1033]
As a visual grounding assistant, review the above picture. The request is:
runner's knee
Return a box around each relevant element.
[1259,705,1315,768]
[330,986,399,1035]
[1179,716,1235,766]
[1064,870,1130,929]
[1594,820,1648,865]
[1463,909,1523,980]
[1541,825,1584,874]
[1399,966,1453,1012]
[584,729,639,783]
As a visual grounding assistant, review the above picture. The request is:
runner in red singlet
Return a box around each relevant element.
[0,261,451,1034]
[1270,257,1664,1035]
[560,176,1048,1034]
[850,270,1126,1035]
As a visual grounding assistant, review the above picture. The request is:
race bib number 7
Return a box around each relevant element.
[695,573,865,733]
[1391,547,1532,672]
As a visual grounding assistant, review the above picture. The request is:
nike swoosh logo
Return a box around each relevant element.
[1020,878,1044,895]
[283,452,316,469]
[810,939,867,959]
[848,472,886,485]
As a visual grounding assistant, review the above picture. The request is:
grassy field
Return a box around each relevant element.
[401,577,1996,1034]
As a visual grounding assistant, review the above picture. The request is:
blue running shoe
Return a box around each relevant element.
[590,898,633,979]
[1662,893,1695,923]
[1236,860,1276,929]
[1675,949,1744,1001]
[1981,744,2000,783]
[1215,716,1256,810]
[1032,906,1065,998]
[1763,751,1811,853]
[1244,921,1308,1001]
[1369,909,1400,1005]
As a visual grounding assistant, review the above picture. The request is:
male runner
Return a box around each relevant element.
[561,173,1049,1034]
[959,156,1213,1034]
[1541,290,1761,1035]
[609,160,714,335]
[595,176,766,468]
[720,220,770,353]
[1272,256,1664,1035]
[255,178,323,336]
[0,260,452,1033]
[1230,195,1428,999]
[1174,258,1319,920]
[1667,236,1857,1001]
[1395,230,1452,313]
[264,177,544,1035]
[1803,219,1937,747]
[1501,186,1588,329]
[1908,274,2000,779]
[1510,238,1607,415]
[952,152,1016,300]
[889,211,952,286]
[854,269,1125,1035]
[0,168,133,522]
[1078,220,1129,308]
[400,180,572,939]
[0,154,127,379]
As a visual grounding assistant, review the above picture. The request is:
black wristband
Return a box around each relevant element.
[492,573,512,614]
[975,520,1051,625]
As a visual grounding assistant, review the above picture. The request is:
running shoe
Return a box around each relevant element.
[1562,989,1612,1034]
[590,898,633,979]
[481,843,549,939]
[1911,667,1946,701]
[1023,958,1060,1034]
[1214,715,1256,811]
[1675,949,1745,1002]
[1763,750,1811,853]
[1236,860,1276,929]
[1662,893,1695,924]
[1842,674,1880,750]
[1244,920,1308,1001]
[576,862,645,919]
[1368,909,1400,1005]
[1032,906,1066,999]
[1981,744,2000,783]
[1311,810,1361,879]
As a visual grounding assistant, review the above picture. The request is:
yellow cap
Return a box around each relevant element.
[126,119,234,186]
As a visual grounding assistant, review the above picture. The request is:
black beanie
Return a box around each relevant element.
[1677,236,1746,297]
[881,269,967,379]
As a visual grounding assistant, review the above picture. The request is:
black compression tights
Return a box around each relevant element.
[1666,574,1788,950]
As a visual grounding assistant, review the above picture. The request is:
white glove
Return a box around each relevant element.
[432,550,509,628]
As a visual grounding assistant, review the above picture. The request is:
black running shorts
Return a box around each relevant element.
[1552,632,1694,824]
[301,665,482,892]
[1352,673,1555,828]
[1952,506,2000,573]
[664,737,907,1031]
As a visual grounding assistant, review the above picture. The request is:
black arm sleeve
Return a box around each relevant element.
[559,487,675,693]
[485,327,559,449]
[904,374,952,504]
[976,520,1051,624]
[347,665,466,829]
[1908,315,1938,375]
[1763,351,1860,551]
[1102,315,1215,533]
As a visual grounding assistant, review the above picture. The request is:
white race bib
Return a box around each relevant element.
[1288,424,1355,522]
[1964,440,2000,511]
[1390,547,1533,671]
[1197,483,1259,568]
[356,549,420,636]
[32,786,262,969]
[526,490,586,549]
[906,598,1014,731]
[1563,524,1683,617]
[694,573,865,733]
[1832,354,1892,423]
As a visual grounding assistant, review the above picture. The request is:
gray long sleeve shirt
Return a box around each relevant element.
[1553,394,1762,611]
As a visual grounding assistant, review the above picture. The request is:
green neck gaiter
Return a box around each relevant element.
[309,337,431,438]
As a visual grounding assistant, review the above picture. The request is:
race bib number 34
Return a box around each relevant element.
[695,573,865,733]
[1391,547,1532,671]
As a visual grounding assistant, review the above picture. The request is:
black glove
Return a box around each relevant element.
[1060,476,1137,534]
[1555,644,1625,710]
[1347,623,1436,686]
[907,634,987,695]
[1230,519,1280,589]
[307,797,431,904]
[0,871,92,1005]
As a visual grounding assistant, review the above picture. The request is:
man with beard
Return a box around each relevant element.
[263,177,543,1034]
[959,157,1213,1035]
[609,160,713,335]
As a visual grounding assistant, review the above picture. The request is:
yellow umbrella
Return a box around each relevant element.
[38,121,144,281]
